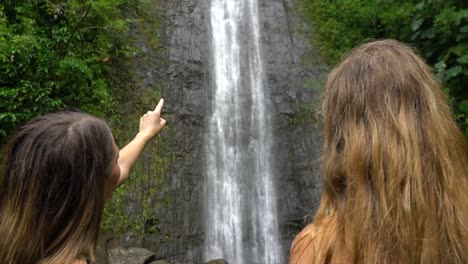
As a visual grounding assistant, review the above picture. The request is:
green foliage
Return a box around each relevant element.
[102,89,174,237]
[0,0,131,144]
[0,0,169,244]
[410,1,468,135]
[300,0,468,135]
[100,0,167,237]
[1,0,169,238]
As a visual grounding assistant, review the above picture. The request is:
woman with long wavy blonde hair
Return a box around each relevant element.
[290,40,468,264]
[0,99,167,264]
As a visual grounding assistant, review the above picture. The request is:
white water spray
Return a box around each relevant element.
[205,0,283,263]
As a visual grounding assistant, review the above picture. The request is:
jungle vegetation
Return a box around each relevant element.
[300,0,468,135]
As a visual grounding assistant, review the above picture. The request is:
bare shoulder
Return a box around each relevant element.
[292,222,319,247]
[290,216,335,264]
[289,223,320,264]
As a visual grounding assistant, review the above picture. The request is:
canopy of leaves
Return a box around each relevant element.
[0,0,132,144]
[300,0,468,136]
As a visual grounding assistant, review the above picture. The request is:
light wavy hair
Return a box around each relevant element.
[309,40,468,263]
[0,112,115,264]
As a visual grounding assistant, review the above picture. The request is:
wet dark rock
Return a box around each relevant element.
[120,231,143,248]
[114,0,324,263]
[96,235,109,264]
[149,260,170,264]
[108,247,155,264]
[204,259,228,264]
[259,0,324,258]
[140,1,211,263]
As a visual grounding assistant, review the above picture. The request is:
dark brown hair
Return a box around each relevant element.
[0,111,115,263]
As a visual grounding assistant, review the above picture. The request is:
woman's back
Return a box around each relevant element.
[290,40,468,264]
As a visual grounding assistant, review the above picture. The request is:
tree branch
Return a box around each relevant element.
[63,2,92,57]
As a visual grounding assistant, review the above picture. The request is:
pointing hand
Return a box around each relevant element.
[139,98,167,141]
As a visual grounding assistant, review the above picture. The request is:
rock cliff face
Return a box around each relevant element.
[259,0,325,246]
[121,0,324,263]
[142,0,211,262]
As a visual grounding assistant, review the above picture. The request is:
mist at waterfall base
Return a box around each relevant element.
[204,0,284,263]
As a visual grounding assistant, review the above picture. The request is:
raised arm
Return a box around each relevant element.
[116,99,167,186]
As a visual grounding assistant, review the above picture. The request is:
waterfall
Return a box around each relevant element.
[205,0,283,263]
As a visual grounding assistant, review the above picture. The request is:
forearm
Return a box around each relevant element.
[117,132,152,186]
[113,98,167,188]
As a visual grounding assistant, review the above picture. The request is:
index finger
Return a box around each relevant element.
[154,98,164,114]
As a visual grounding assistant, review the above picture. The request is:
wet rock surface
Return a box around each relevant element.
[108,247,156,264]
[145,1,210,263]
[257,0,324,247]
[115,0,324,263]
[106,246,227,264]
[204,260,228,264]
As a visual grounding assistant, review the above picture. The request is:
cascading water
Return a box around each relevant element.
[205,0,283,263]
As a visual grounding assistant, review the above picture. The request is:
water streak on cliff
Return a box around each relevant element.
[205,0,283,263]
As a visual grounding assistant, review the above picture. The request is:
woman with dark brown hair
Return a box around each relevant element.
[0,99,167,264]
[290,40,468,264]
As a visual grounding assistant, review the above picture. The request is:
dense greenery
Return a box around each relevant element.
[1,0,169,238]
[300,0,468,135]
[0,0,131,144]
